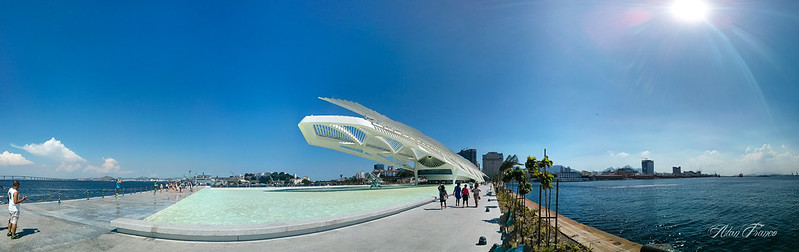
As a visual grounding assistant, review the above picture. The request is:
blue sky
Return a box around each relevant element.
[1,1,798,179]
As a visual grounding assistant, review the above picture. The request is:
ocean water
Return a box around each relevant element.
[509,176,799,251]
[0,180,156,203]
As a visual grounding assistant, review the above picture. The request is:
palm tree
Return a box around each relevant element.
[499,154,520,173]
[496,154,520,183]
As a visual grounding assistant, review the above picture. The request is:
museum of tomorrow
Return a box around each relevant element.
[298,97,486,184]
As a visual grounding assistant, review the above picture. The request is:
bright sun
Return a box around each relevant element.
[670,0,710,22]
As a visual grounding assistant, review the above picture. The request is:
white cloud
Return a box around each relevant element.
[0,151,34,166]
[58,162,84,172]
[741,144,775,162]
[609,151,629,158]
[686,144,799,175]
[103,158,120,170]
[698,150,722,163]
[739,144,799,174]
[10,138,134,174]
[685,150,724,171]
[14,138,87,172]
[640,150,651,158]
[14,137,86,163]
[84,157,128,174]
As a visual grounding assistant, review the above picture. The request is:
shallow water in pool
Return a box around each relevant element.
[145,185,438,225]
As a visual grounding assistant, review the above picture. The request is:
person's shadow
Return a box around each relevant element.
[16,228,39,238]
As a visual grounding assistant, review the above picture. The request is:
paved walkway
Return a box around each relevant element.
[1,185,503,252]
[1,189,195,252]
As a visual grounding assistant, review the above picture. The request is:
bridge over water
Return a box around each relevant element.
[0,175,74,181]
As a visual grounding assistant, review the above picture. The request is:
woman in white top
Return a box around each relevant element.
[472,184,482,207]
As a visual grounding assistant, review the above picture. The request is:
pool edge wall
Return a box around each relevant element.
[112,196,436,241]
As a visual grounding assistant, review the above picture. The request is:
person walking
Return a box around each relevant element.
[438,184,448,210]
[115,179,121,199]
[7,180,27,239]
[461,185,470,207]
[473,184,482,207]
[153,181,158,195]
[453,182,462,207]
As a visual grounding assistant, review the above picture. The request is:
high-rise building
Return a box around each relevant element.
[482,152,504,178]
[374,163,385,171]
[642,159,655,175]
[673,166,681,175]
[457,149,478,167]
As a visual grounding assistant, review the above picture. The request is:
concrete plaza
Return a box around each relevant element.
[2,185,503,252]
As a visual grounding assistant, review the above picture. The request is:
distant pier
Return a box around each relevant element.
[0,175,73,181]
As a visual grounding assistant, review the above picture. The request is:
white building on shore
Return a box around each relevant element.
[298,97,486,184]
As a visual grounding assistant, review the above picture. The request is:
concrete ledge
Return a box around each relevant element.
[507,191,642,252]
[112,196,436,241]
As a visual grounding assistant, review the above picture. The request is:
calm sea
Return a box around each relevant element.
[509,176,799,251]
[0,180,156,203]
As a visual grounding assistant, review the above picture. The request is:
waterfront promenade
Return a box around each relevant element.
[1,183,644,252]
[2,185,503,252]
[510,192,642,252]
[1,189,192,251]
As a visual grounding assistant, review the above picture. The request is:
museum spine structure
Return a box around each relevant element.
[298,97,486,184]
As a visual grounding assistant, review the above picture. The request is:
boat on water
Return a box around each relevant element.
[738,173,743,177]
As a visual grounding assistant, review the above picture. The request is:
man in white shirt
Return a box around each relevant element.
[7,180,27,239]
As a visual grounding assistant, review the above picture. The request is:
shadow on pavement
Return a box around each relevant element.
[16,228,39,238]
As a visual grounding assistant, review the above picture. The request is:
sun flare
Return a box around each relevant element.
[670,0,710,22]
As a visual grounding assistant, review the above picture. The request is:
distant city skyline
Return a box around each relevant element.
[1,1,798,179]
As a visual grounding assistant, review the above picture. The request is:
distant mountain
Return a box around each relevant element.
[601,166,642,173]
[548,165,577,173]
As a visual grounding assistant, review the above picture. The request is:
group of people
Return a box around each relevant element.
[158,181,193,193]
[114,179,195,199]
[437,182,481,210]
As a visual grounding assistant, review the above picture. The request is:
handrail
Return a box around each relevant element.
[0,186,199,204]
